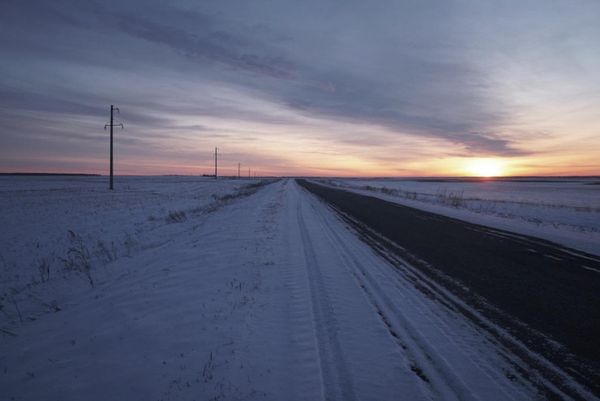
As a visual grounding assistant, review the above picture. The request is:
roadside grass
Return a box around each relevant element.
[60,230,94,288]
[166,210,187,223]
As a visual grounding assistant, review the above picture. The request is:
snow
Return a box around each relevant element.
[0,177,595,400]
[319,178,600,256]
[0,175,263,328]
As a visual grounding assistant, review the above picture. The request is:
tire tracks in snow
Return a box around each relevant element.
[295,196,358,401]
[298,180,596,401]
[297,181,540,401]
[332,213,596,401]
[298,179,600,398]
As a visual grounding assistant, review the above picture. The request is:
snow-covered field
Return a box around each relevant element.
[0,177,596,400]
[319,178,600,255]
[0,175,265,328]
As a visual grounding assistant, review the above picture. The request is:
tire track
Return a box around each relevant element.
[302,195,489,401]
[342,213,596,401]
[298,181,587,401]
[297,178,599,400]
[295,197,358,401]
[279,179,325,401]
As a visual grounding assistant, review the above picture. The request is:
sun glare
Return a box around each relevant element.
[465,158,505,177]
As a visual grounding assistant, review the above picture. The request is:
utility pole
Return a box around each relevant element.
[214,147,218,179]
[104,105,123,190]
[248,168,250,178]
[238,163,241,179]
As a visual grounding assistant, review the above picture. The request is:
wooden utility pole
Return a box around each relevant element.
[104,105,123,190]
[238,163,241,179]
[214,147,218,179]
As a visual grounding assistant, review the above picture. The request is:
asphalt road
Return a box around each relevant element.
[298,179,600,394]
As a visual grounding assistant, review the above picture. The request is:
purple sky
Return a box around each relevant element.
[1,0,599,176]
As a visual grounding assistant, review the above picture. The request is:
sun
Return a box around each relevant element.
[464,158,505,177]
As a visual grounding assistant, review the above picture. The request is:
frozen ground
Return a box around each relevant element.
[0,175,264,328]
[0,177,596,400]
[319,178,600,256]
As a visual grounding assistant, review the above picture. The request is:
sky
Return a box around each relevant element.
[1,0,599,177]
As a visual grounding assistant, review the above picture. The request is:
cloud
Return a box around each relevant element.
[92,2,521,155]
[1,0,599,174]
[107,14,294,81]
